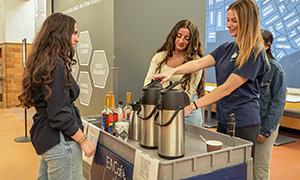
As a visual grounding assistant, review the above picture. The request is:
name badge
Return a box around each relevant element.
[230,52,238,61]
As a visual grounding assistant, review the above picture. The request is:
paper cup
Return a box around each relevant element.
[115,122,129,141]
[206,140,223,152]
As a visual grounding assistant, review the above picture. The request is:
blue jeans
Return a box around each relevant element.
[185,94,202,127]
[37,132,83,180]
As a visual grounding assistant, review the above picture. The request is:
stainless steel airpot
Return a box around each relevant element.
[138,80,162,149]
[155,81,190,159]
[128,101,141,141]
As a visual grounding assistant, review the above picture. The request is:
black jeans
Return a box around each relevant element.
[217,122,260,158]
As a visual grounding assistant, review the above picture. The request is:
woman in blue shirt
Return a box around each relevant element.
[153,0,269,157]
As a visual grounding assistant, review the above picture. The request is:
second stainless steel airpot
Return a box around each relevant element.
[155,81,190,159]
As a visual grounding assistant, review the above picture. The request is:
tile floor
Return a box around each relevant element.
[1,107,300,180]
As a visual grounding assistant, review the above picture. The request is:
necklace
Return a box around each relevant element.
[173,52,185,58]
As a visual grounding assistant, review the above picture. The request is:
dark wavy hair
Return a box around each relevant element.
[155,20,205,97]
[261,29,275,60]
[18,12,77,108]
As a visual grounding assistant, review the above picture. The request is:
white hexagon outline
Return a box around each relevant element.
[77,31,93,66]
[90,50,110,89]
[78,71,93,106]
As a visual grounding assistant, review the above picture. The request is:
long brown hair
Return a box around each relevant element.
[228,0,267,68]
[18,12,77,108]
[155,20,205,97]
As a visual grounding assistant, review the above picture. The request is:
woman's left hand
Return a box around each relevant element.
[81,139,96,157]
[257,134,267,142]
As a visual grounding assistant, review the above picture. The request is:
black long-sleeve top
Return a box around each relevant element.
[30,58,83,155]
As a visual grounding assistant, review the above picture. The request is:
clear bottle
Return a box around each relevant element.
[228,113,236,147]
[101,94,112,132]
[117,101,124,122]
[110,94,118,134]
[228,113,236,137]
[123,92,132,123]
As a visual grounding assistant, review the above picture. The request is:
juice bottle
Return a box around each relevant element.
[123,92,132,123]
[110,94,118,133]
[117,101,124,122]
[101,94,111,132]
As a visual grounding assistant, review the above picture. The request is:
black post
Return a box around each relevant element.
[25,109,28,137]
[14,38,31,143]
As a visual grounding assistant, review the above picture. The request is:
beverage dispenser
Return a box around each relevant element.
[155,81,190,159]
[128,101,141,141]
[138,80,162,149]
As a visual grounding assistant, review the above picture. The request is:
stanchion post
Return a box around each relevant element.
[14,38,31,143]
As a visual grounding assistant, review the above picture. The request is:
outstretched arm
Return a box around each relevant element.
[185,73,248,115]
[153,55,215,84]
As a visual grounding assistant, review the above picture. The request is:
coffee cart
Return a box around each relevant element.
[82,117,253,180]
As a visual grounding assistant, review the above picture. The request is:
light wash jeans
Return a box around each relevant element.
[37,132,83,180]
[185,94,202,127]
[253,125,279,180]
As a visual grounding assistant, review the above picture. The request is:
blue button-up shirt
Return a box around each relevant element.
[258,57,286,138]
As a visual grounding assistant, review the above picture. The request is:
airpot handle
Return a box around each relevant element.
[138,104,159,120]
[154,106,181,127]
[161,81,183,94]
[143,79,162,91]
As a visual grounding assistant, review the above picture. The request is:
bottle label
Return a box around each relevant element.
[123,111,125,121]
[113,113,118,133]
[102,115,106,130]
[109,115,114,134]
[126,113,130,123]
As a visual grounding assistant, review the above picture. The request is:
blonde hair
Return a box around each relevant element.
[228,0,267,68]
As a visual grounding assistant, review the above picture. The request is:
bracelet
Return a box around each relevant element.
[77,134,86,142]
[192,101,198,109]
[78,135,87,145]
[77,134,87,146]
[79,137,88,146]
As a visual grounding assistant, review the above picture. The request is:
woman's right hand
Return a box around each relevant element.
[153,69,176,84]
[184,104,194,116]
[81,139,96,157]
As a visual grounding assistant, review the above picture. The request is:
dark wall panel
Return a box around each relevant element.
[114,0,207,103]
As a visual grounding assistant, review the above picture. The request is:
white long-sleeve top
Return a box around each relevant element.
[144,51,203,100]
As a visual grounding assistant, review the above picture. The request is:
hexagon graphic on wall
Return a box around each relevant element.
[77,31,92,66]
[90,50,109,88]
[71,51,79,81]
[78,71,93,106]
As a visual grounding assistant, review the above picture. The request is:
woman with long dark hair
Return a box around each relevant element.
[144,19,206,126]
[18,13,95,179]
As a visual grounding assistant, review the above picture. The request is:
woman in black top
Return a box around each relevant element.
[18,13,95,179]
